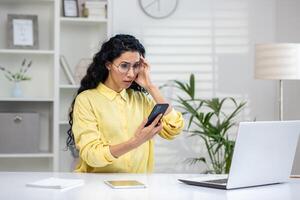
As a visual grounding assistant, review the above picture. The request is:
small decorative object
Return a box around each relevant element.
[172,74,246,174]
[77,0,86,17]
[63,0,79,17]
[0,59,32,98]
[139,0,178,19]
[60,55,76,85]
[12,82,22,98]
[74,58,92,84]
[7,14,39,49]
[82,3,89,18]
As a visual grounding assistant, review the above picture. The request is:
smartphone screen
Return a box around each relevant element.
[145,103,169,127]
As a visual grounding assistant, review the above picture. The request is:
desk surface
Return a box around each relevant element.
[1,172,300,200]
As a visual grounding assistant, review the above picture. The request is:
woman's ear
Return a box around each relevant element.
[105,62,111,71]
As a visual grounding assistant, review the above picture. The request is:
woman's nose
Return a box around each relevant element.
[126,67,135,78]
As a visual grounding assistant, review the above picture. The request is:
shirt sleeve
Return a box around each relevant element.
[143,94,185,140]
[159,108,185,140]
[72,93,117,168]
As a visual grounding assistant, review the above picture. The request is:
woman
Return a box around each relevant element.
[67,34,184,173]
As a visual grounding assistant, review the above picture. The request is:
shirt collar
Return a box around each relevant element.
[97,83,127,101]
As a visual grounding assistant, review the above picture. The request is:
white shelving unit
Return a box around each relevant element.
[0,0,111,172]
[0,0,55,2]
[0,0,56,172]
[59,85,80,89]
[60,17,107,23]
[0,153,54,158]
[58,0,111,172]
[0,49,55,55]
[0,98,54,102]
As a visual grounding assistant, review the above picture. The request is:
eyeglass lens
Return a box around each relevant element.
[118,62,141,74]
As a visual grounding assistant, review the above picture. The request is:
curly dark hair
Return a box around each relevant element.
[66,34,146,151]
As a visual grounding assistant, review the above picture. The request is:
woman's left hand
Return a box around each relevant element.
[135,57,153,90]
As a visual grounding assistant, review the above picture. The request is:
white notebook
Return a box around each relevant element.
[26,177,84,189]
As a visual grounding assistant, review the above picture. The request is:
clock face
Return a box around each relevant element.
[139,0,178,19]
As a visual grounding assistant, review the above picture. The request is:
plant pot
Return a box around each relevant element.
[12,82,23,98]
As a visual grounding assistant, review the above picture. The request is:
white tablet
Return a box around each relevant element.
[104,180,146,189]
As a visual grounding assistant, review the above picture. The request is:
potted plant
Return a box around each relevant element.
[0,59,32,97]
[172,74,246,174]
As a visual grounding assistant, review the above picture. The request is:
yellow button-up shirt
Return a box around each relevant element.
[72,83,184,173]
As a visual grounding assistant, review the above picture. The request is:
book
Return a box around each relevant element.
[26,177,84,189]
[74,58,92,84]
[60,55,76,85]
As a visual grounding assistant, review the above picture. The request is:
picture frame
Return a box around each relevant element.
[7,14,39,49]
[63,0,79,17]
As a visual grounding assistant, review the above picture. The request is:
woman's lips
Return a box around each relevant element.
[123,80,132,84]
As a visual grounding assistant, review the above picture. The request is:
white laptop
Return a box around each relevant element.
[178,121,300,189]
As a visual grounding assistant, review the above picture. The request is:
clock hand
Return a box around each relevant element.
[158,0,160,11]
[144,0,158,10]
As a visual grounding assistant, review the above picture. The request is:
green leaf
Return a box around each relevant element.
[178,97,198,116]
[4,74,13,81]
[158,83,169,89]
[171,74,246,174]
[187,115,194,129]
[187,157,207,165]
[174,80,189,94]
[189,74,195,99]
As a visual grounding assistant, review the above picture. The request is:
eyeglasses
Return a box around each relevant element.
[112,61,141,74]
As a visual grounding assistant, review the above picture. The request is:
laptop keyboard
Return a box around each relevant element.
[204,178,228,184]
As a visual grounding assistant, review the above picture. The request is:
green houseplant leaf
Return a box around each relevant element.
[173,73,246,174]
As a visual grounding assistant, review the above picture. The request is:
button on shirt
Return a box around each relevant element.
[72,83,184,173]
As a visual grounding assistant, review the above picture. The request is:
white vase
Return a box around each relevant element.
[12,82,23,98]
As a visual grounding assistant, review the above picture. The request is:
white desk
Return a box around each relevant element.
[1,172,300,200]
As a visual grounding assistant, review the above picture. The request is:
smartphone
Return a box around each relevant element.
[145,103,169,127]
[104,180,146,189]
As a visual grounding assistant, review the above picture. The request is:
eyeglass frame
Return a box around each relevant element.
[111,60,142,74]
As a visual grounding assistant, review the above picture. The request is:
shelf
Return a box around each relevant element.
[59,85,80,89]
[0,153,54,158]
[0,49,55,55]
[0,0,54,3]
[60,17,107,24]
[59,121,69,125]
[0,98,54,102]
[0,0,111,172]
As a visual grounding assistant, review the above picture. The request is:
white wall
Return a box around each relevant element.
[275,0,300,174]
[111,0,299,173]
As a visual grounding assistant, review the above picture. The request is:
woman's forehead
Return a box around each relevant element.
[117,51,140,62]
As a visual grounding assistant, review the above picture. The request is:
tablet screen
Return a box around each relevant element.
[105,180,146,189]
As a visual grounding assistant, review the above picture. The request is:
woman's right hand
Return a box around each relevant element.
[110,114,163,158]
[131,114,163,148]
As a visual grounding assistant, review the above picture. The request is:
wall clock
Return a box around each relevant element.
[138,0,178,19]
